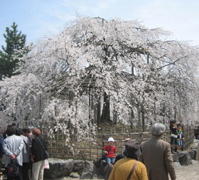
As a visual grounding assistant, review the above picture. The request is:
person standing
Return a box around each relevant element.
[140,123,176,180]
[0,133,4,158]
[21,128,32,180]
[0,131,4,176]
[3,127,24,180]
[170,121,178,153]
[176,124,184,151]
[31,128,48,180]
[108,142,148,180]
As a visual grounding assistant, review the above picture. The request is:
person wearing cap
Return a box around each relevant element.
[108,142,148,180]
[121,138,133,154]
[103,137,116,164]
[140,123,176,180]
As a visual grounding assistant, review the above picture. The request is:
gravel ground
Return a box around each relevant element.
[50,160,199,180]
[174,160,199,180]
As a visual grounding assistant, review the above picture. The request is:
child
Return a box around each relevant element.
[177,124,184,150]
[103,137,116,164]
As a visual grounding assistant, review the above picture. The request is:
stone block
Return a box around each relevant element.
[178,151,192,166]
[44,158,74,178]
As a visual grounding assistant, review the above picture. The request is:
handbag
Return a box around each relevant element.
[23,139,32,165]
[7,159,20,177]
[127,161,138,180]
[44,159,50,169]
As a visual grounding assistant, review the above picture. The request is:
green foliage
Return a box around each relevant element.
[0,22,28,80]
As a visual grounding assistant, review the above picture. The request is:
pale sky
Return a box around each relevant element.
[1,0,199,46]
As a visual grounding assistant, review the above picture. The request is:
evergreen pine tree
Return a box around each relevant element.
[0,22,28,80]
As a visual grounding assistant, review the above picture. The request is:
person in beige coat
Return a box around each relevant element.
[140,123,176,180]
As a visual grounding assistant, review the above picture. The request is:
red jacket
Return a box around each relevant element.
[103,145,116,158]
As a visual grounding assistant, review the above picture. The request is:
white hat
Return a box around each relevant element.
[108,137,115,142]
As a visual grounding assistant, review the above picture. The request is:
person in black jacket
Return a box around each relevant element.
[31,128,48,180]
[170,121,178,153]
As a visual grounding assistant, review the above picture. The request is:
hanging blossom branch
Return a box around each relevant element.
[0,17,198,148]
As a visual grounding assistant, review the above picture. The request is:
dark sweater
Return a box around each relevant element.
[31,136,48,162]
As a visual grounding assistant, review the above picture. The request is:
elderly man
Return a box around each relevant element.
[140,123,176,180]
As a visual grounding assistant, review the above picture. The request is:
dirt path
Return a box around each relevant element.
[50,160,199,180]
[175,160,199,180]
[47,161,199,180]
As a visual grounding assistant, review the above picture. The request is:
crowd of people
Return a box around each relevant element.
[0,124,48,180]
[0,121,184,180]
[102,123,176,180]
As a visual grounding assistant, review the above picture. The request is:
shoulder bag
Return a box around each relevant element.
[127,160,138,180]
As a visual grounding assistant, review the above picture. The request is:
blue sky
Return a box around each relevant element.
[1,0,199,47]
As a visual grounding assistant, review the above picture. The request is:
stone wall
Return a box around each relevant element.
[47,125,194,160]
